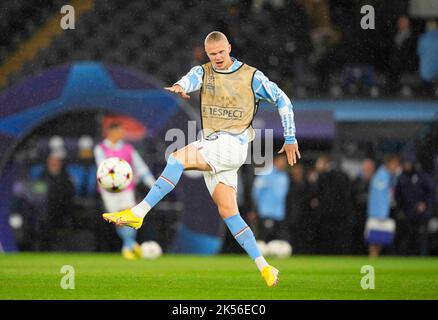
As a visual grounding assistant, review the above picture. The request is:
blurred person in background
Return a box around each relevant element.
[252,154,290,242]
[65,136,99,251]
[395,156,435,255]
[365,154,401,258]
[301,0,342,92]
[286,162,311,254]
[43,151,75,250]
[417,19,438,96]
[67,135,97,198]
[304,166,320,254]
[387,15,417,94]
[351,158,376,255]
[191,44,205,67]
[94,121,156,259]
[312,154,353,254]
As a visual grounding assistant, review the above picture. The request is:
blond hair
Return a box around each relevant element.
[204,31,229,46]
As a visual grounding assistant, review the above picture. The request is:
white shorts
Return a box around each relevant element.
[100,189,136,212]
[190,132,248,195]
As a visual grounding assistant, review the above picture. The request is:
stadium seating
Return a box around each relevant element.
[1,0,435,98]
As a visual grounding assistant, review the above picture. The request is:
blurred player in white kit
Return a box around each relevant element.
[95,121,155,259]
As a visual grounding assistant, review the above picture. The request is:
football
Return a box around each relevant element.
[266,240,293,259]
[141,241,163,259]
[96,157,133,192]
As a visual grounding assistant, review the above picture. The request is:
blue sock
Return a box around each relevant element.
[224,214,262,260]
[144,155,184,208]
[116,226,137,250]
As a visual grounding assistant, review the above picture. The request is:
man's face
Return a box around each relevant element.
[315,157,329,173]
[361,159,375,181]
[388,158,401,175]
[274,155,288,171]
[108,126,124,142]
[192,46,204,61]
[291,163,304,181]
[47,155,62,175]
[398,16,410,31]
[204,39,232,70]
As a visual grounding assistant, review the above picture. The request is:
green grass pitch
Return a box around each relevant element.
[1,253,438,299]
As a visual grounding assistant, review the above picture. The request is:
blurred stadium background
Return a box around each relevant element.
[0,0,438,257]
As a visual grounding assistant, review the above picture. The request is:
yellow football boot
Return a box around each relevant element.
[102,209,143,230]
[122,248,137,260]
[261,266,279,288]
[132,243,142,258]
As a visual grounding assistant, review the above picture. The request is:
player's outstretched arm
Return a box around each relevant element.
[164,65,204,100]
[164,84,190,99]
[278,143,301,166]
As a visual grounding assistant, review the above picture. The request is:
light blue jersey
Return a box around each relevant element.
[367,166,397,219]
[252,167,290,221]
[417,30,438,82]
[175,58,297,144]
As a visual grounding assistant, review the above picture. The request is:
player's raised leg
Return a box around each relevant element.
[212,182,279,287]
[103,144,211,229]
